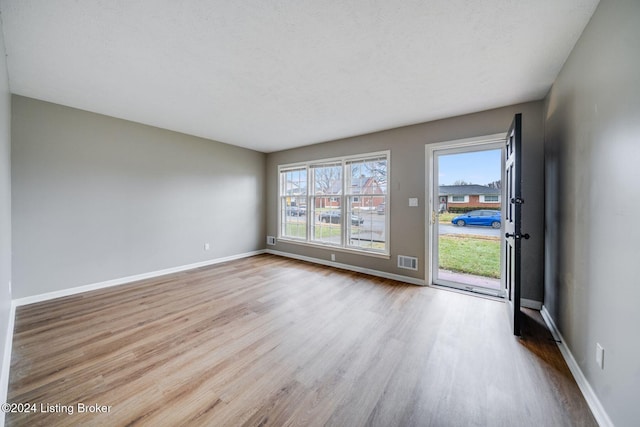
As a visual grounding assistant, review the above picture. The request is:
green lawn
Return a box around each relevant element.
[285,216,499,278]
[438,212,456,224]
[284,221,384,250]
[284,222,361,239]
[439,235,500,278]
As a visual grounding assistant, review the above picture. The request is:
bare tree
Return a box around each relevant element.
[313,165,341,194]
[351,160,387,185]
[487,180,502,189]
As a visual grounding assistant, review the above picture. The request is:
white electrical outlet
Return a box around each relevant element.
[331,254,336,261]
[596,343,604,369]
[204,243,210,251]
[409,197,419,207]
[266,236,276,245]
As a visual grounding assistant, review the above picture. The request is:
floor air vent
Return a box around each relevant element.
[397,255,418,271]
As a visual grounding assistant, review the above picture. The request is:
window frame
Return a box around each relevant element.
[449,195,468,203]
[480,194,500,203]
[278,166,309,242]
[278,151,390,258]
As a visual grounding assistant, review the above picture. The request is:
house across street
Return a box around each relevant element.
[438,184,501,212]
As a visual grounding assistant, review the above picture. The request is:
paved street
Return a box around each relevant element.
[438,223,501,237]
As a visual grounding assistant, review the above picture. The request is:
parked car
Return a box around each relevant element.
[285,206,306,216]
[318,211,364,226]
[376,203,385,215]
[451,210,501,228]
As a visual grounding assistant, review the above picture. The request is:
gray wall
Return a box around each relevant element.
[0,12,12,402]
[544,0,640,424]
[266,101,545,302]
[11,96,266,298]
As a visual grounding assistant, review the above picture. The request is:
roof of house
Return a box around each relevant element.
[326,176,383,195]
[439,185,500,196]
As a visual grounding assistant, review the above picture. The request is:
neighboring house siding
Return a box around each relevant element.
[447,194,500,208]
[351,177,385,210]
[315,176,385,210]
[439,185,501,210]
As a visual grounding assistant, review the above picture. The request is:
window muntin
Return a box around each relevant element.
[278,152,389,255]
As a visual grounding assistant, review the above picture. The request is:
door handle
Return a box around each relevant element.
[505,232,530,240]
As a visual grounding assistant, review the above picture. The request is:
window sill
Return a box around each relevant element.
[276,237,391,260]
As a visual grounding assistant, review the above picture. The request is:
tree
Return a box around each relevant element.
[453,179,472,185]
[313,165,341,194]
[487,180,502,189]
[349,160,386,183]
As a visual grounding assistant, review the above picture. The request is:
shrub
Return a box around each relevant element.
[447,206,490,214]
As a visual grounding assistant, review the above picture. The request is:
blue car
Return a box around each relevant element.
[452,210,501,228]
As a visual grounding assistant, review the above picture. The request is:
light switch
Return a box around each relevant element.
[409,198,419,207]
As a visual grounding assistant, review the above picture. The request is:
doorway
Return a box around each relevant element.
[427,135,506,297]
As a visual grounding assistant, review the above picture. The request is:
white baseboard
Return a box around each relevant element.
[265,249,426,286]
[540,306,613,427]
[13,250,266,307]
[0,301,16,426]
[265,251,551,304]
[2,250,266,426]
[521,298,542,310]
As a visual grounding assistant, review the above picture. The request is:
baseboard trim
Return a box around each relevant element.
[13,250,266,307]
[0,301,16,425]
[521,298,542,310]
[3,250,266,424]
[540,306,613,427]
[265,249,426,286]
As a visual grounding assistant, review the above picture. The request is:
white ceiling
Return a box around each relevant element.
[0,0,599,153]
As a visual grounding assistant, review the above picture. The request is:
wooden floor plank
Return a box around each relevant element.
[6,254,596,426]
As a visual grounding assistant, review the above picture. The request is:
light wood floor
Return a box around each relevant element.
[7,254,596,426]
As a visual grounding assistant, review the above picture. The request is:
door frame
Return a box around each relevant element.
[425,133,506,293]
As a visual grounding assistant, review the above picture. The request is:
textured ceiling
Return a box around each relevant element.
[0,0,599,152]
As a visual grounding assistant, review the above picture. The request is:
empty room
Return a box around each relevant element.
[0,1,638,426]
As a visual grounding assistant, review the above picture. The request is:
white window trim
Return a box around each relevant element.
[278,166,309,242]
[449,195,469,203]
[480,194,500,203]
[278,151,390,257]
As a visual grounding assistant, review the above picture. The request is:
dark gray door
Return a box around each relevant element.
[504,114,528,336]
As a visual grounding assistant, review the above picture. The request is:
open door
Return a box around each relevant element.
[504,113,528,336]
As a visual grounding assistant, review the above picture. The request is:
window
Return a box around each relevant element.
[311,162,342,245]
[481,194,500,203]
[279,167,307,240]
[278,151,389,256]
[345,156,387,251]
[450,195,468,203]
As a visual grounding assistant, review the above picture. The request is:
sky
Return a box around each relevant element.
[438,149,501,186]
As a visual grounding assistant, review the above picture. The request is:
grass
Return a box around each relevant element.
[285,213,499,278]
[439,234,501,278]
[284,220,384,251]
[438,212,456,223]
[284,221,362,239]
